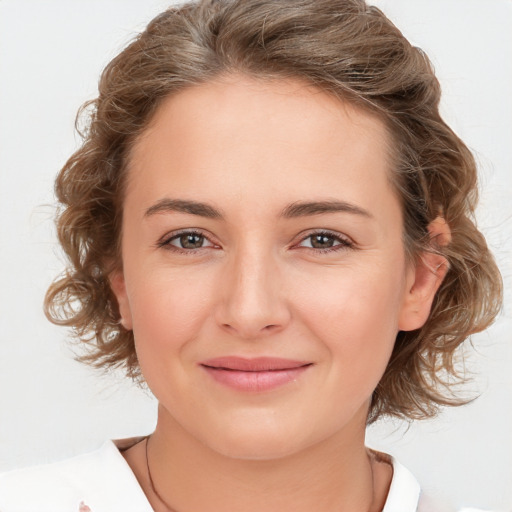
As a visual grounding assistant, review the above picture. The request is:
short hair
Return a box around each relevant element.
[44,0,503,423]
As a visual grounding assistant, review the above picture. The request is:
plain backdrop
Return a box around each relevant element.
[0,1,511,510]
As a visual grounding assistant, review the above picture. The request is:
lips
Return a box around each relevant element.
[199,357,312,392]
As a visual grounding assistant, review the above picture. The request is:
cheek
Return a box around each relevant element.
[124,265,216,378]
[292,260,405,389]
[130,278,204,339]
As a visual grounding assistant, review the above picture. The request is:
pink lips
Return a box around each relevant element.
[200,357,312,392]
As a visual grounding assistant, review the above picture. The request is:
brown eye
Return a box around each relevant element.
[297,231,353,253]
[310,233,337,249]
[176,233,205,249]
[159,230,216,252]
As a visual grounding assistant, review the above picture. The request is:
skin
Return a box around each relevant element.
[111,73,449,512]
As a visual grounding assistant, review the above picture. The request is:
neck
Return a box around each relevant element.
[139,404,387,512]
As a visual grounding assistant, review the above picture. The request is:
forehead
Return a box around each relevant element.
[125,73,396,221]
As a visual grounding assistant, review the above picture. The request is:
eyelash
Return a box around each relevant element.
[157,229,355,256]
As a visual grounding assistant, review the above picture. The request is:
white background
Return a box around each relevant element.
[0,1,511,510]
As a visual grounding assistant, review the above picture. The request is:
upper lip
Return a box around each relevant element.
[200,356,312,372]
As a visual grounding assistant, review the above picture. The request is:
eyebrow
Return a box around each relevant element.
[144,198,373,220]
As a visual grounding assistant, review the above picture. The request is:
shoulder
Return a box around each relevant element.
[0,439,152,512]
[380,451,493,512]
[378,452,422,512]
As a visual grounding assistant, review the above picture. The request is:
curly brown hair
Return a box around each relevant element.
[44,0,503,423]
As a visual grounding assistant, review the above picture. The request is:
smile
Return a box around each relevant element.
[199,357,313,392]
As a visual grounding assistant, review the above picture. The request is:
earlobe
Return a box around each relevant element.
[398,217,451,332]
[109,270,133,331]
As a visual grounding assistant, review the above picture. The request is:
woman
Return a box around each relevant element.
[0,0,503,510]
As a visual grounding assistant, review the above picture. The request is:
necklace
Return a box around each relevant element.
[145,435,379,512]
[145,435,178,512]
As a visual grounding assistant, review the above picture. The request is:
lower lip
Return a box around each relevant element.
[201,365,311,392]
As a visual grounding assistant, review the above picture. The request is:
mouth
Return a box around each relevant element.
[199,357,313,392]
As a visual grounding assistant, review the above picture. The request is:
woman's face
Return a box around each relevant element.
[112,74,427,459]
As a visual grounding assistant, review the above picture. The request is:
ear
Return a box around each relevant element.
[398,217,451,332]
[109,270,133,331]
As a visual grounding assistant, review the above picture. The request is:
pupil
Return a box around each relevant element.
[312,234,333,248]
[181,233,203,249]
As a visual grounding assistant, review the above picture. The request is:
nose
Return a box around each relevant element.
[215,247,291,340]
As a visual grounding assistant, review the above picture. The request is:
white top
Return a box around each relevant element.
[0,439,478,512]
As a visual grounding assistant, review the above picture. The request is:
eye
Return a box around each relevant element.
[158,230,216,253]
[297,230,354,253]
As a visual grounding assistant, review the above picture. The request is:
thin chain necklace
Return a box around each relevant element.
[145,435,178,512]
[145,435,378,512]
